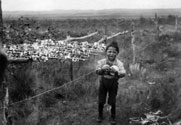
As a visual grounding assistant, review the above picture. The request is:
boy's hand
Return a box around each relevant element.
[96,64,110,75]
[109,70,118,76]
[118,73,125,78]
[110,65,126,78]
[110,65,119,72]
[101,64,110,71]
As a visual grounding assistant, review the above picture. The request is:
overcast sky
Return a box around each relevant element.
[2,0,181,11]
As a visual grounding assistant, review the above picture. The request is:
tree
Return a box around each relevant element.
[0,0,2,48]
[167,14,176,24]
[139,15,146,24]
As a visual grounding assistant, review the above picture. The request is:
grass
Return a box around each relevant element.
[1,17,181,125]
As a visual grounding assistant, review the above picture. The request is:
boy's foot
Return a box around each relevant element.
[97,116,103,123]
[109,117,116,125]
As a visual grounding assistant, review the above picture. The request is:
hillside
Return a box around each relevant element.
[3,8,181,19]
[0,16,181,125]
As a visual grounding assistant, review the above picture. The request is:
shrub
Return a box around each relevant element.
[9,64,37,102]
[129,63,147,80]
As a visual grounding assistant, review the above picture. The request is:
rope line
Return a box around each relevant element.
[0,69,95,108]
[0,30,128,109]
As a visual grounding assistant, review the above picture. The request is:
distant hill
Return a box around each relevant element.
[3,8,181,20]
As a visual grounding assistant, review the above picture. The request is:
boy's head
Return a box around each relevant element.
[105,41,119,61]
[105,41,119,53]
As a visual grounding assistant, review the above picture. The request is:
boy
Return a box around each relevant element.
[96,41,126,124]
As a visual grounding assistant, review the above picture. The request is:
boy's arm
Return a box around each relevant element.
[117,60,126,78]
[95,60,105,75]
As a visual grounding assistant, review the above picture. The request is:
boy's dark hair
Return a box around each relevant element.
[105,41,119,53]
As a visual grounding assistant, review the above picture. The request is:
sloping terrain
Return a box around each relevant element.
[1,18,181,125]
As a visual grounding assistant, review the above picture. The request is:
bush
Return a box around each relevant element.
[9,64,37,102]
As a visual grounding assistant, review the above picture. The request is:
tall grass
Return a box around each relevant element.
[3,17,181,124]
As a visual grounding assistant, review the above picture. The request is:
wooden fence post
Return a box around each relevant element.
[153,13,160,38]
[66,32,74,82]
[175,15,178,32]
[2,86,8,125]
[131,22,136,64]
[104,24,108,44]
[0,0,3,48]
[70,59,73,81]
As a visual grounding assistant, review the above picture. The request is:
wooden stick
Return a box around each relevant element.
[131,23,136,64]
[107,31,128,40]
[3,87,8,125]
[153,13,160,37]
[8,58,32,64]
[97,30,129,43]
[65,31,98,41]
[0,0,3,48]
[175,15,178,32]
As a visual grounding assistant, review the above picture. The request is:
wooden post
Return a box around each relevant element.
[175,15,178,32]
[104,23,108,45]
[131,22,136,64]
[0,0,3,48]
[104,24,108,36]
[70,59,73,81]
[66,32,74,82]
[2,87,8,125]
[153,13,160,38]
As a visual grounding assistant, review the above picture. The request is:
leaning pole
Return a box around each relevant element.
[0,0,3,48]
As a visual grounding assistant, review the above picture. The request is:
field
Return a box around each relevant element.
[0,12,181,125]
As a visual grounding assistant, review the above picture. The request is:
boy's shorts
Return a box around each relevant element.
[98,76,118,105]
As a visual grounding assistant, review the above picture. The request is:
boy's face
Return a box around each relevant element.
[106,46,118,61]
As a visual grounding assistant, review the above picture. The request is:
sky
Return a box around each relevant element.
[2,0,181,11]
